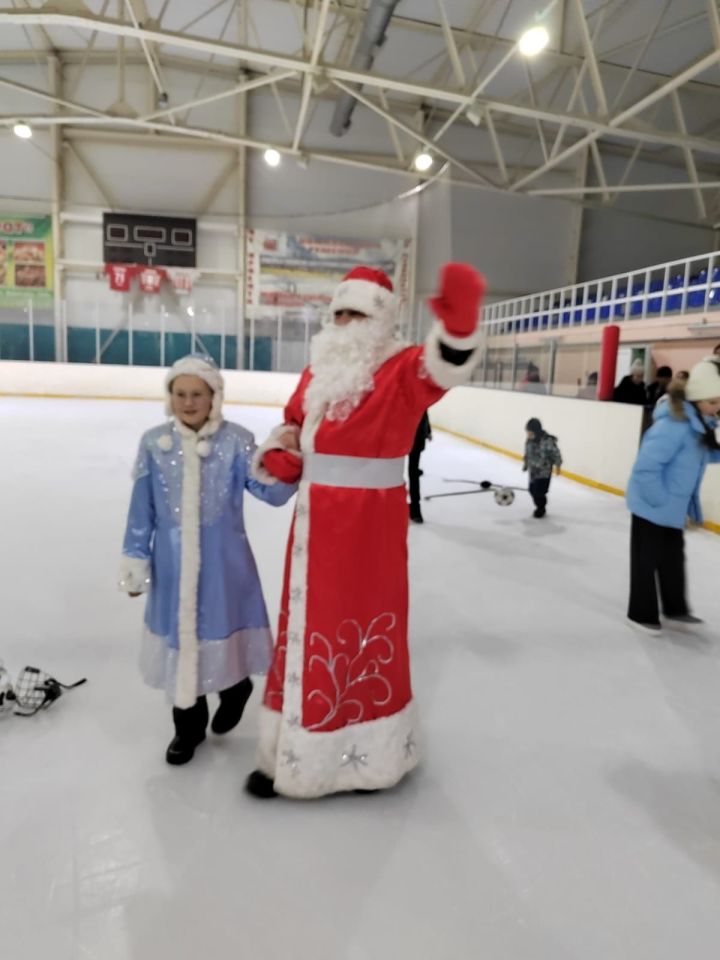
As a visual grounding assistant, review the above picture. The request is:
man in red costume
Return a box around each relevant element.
[247,262,486,799]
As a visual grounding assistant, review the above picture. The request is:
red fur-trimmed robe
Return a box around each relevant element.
[254,322,481,797]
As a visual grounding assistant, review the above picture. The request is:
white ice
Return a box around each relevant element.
[2,397,720,960]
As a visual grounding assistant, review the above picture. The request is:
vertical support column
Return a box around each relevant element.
[548,339,558,396]
[510,342,518,392]
[49,54,65,362]
[566,146,589,286]
[598,324,620,401]
[28,299,35,362]
[235,0,249,370]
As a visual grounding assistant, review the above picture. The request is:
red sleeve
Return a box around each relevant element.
[283,368,311,427]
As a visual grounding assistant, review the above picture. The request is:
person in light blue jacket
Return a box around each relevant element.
[626,357,720,635]
[119,355,296,765]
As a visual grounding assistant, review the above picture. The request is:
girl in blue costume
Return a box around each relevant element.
[626,357,720,635]
[119,355,296,764]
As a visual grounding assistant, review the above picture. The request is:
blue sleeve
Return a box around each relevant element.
[236,433,297,507]
[632,421,686,507]
[122,441,156,559]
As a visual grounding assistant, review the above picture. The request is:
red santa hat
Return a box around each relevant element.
[164,354,224,422]
[328,266,397,328]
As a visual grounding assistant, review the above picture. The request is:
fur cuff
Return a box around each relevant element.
[118,555,151,594]
[423,322,483,389]
[251,424,302,485]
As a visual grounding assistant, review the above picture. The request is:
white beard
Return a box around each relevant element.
[304,317,404,422]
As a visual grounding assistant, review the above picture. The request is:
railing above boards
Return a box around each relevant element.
[484,251,720,336]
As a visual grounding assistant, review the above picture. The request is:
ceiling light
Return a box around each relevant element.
[13,122,33,140]
[413,151,433,172]
[264,148,281,167]
[518,25,550,57]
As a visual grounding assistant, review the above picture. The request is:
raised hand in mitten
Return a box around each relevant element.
[262,449,303,484]
[428,262,487,338]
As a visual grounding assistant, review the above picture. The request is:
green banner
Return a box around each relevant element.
[0,216,54,308]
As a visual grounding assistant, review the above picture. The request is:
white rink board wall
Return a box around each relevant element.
[3,363,720,529]
[430,385,720,530]
[0,361,301,408]
[430,386,643,491]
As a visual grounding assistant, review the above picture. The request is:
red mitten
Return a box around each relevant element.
[263,450,303,484]
[427,263,487,337]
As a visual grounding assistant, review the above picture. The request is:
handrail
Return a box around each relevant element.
[483,250,720,335]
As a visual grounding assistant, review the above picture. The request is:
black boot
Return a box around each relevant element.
[409,503,424,524]
[211,677,253,735]
[166,696,208,765]
[245,769,278,798]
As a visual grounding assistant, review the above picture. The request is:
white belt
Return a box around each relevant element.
[304,453,405,489]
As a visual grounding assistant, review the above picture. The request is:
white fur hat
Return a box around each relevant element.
[686,357,720,402]
[165,354,224,421]
[328,266,397,328]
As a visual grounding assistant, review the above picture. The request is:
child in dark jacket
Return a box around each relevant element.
[523,418,562,518]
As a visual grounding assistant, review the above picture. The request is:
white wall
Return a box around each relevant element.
[0,360,299,407]
[430,385,644,493]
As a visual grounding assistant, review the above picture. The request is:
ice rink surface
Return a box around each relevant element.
[2,396,720,960]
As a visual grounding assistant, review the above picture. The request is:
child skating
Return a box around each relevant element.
[523,418,562,518]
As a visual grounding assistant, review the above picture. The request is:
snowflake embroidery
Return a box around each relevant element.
[282,748,301,777]
[341,745,369,770]
[306,612,396,731]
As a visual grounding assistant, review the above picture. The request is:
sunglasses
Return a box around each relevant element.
[0,662,86,718]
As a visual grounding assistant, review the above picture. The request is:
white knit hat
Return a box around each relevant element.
[686,358,720,402]
[165,354,224,421]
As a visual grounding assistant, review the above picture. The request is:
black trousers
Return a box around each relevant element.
[529,477,551,510]
[628,514,688,625]
[408,448,423,510]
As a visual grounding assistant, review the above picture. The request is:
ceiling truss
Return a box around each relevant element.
[0,1,718,217]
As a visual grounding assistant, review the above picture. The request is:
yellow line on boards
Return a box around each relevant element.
[0,391,284,409]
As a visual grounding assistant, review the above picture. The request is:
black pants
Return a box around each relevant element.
[408,448,423,511]
[529,477,551,511]
[628,515,688,625]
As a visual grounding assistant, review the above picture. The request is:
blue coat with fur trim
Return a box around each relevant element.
[120,419,296,704]
[626,401,720,529]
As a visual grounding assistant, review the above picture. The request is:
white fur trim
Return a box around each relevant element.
[329,278,396,325]
[174,429,201,708]
[259,700,421,798]
[437,325,483,350]
[251,423,302,485]
[423,321,482,390]
[169,417,224,708]
[118,555,151,594]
